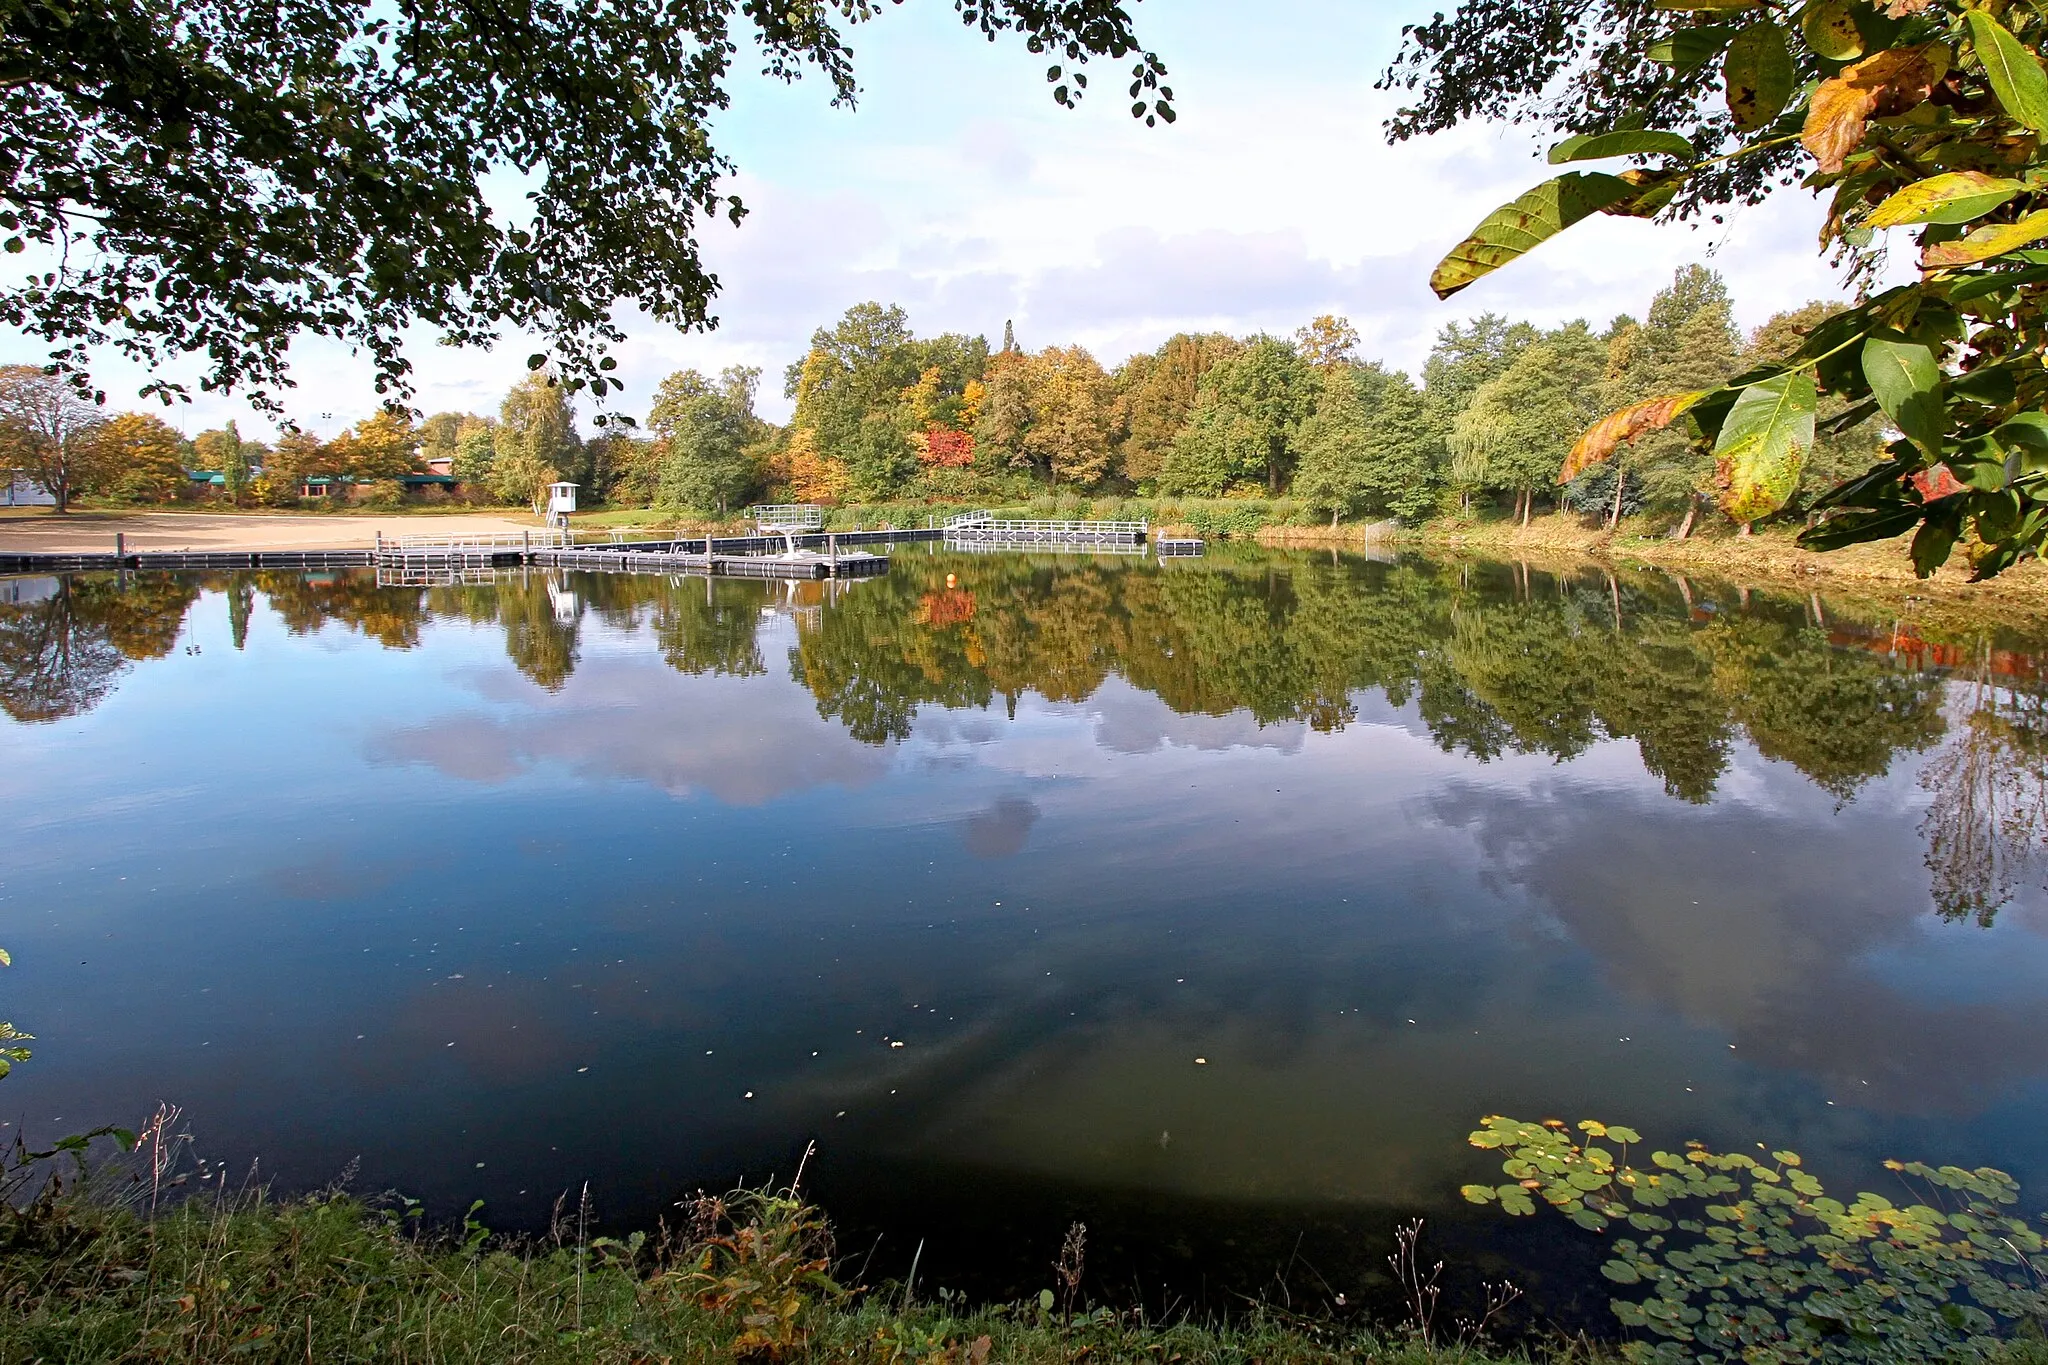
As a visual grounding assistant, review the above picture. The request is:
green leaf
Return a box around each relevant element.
[1549,130,1697,163]
[1714,373,1815,523]
[1946,263,2048,303]
[1429,173,1637,298]
[1865,172,2025,228]
[1800,0,1864,61]
[1607,1126,1642,1144]
[1724,21,1796,132]
[1861,331,1944,458]
[1912,500,1965,575]
[1498,1185,1537,1216]
[0,947,9,967]
[1655,0,1756,9]
[1461,1183,1499,1204]
[1964,10,2048,136]
[1997,411,2048,452]
[1649,26,1738,71]
[1603,1259,1644,1284]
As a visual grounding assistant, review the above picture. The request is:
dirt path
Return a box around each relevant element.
[0,511,540,553]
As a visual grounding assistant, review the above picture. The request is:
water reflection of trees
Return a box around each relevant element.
[1921,651,2048,925]
[786,554,1950,804]
[18,559,2048,919]
[0,574,199,722]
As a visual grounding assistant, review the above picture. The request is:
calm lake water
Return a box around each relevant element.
[6,547,2048,1317]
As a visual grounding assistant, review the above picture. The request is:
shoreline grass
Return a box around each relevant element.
[0,1182,1562,1365]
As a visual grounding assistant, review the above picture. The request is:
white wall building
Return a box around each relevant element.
[2,471,54,506]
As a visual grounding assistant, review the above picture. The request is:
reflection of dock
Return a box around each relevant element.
[374,531,887,581]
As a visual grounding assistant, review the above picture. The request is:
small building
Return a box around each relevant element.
[545,481,578,528]
[3,470,55,506]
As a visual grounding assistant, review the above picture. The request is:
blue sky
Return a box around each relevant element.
[35,0,1884,433]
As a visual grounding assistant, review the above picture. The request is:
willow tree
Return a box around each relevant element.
[1392,0,2048,577]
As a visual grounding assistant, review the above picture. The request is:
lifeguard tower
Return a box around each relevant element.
[544,481,578,531]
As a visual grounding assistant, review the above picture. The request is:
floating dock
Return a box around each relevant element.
[0,512,1168,577]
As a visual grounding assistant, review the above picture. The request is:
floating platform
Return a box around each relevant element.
[941,512,1148,550]
[1155,538,1205,558]
[0,549,373,573]
[531,547,887,580]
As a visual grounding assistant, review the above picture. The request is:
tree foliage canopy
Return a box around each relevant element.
[1396,0,2048,577]
[5,0,1171,412]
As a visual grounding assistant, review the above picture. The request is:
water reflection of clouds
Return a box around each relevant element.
[365,656,891,805]
[1428,762,2048,1116]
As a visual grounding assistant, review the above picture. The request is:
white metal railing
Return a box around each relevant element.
[943,534,1148,556]
[748,504,824,531]
[390,529,569,553]
[943,518,1147,539]
[945,509,993,529]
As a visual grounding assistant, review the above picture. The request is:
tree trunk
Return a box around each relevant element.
[1331,509,1340,529]
[1520,489,1531,528]
[1738,521,1753,537]
[1672,496,1697,540]
[1606,470,1624,532]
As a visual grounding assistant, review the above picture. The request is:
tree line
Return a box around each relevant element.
[6,264,1877,532]
[630,265,1881,533]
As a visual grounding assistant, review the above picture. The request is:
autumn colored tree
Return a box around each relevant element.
[1294,314,1362,370]
[330,410,419,483]
[1402,0,2048,575]
[1114,333,1240,487]
[90,412,189,502]
[974,349,1036,474]
[0,366,106,511]
[1021,346,1115,488]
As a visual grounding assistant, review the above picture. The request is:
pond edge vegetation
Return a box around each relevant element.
[7,1119,2048,1365]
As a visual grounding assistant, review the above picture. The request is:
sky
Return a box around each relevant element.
[26,0,1891,435]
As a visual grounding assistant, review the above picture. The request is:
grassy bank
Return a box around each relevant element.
[0,1183,1549,1365]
